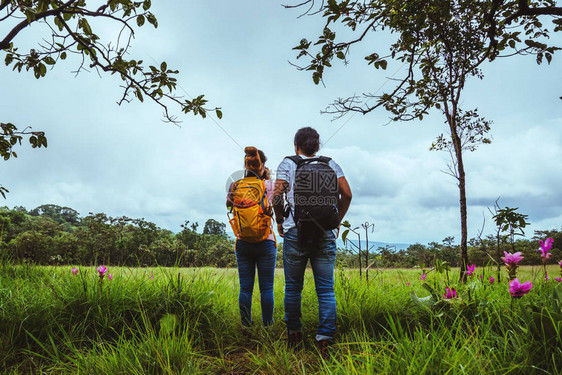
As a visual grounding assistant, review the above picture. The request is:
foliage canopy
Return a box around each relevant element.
[1,0,221,195]
[289,0,561,280]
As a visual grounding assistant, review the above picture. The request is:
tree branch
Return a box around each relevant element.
[0,4,17,22]
[325,46,419,118]
[0,0,78,50]
[282,0,324,17]
[0,0,10,13]
[505,4,562,24]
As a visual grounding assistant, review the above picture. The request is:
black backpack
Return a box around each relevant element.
[285,155,340,238]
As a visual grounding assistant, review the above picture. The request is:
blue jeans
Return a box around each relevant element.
[235,239,277,327]
[283,228,337,340]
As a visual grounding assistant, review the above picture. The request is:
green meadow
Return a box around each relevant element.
[1,264,561,374]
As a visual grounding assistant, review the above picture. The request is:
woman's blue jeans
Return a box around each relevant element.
[283,228,337,340]
[235,239,277,327]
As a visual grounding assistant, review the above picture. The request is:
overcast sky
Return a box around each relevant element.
[1,1,561,245]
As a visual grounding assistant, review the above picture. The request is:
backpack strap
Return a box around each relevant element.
[286,155,303,166]
[285,155,332,166]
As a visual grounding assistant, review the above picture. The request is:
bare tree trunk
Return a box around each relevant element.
[450,123,468,283]
[458,158,468,283]
[496,231,502,283]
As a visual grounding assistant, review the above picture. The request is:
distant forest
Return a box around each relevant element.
[1,204,561,268]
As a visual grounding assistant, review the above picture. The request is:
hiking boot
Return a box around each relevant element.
[287,331,303,347]
[317,339,334,357]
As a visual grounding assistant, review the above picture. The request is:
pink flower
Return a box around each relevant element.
[71,267,79,275]
[466,264,476,276]
[508,278,533,298]
[108,273,113,281]
[406,282,410,286]
[502,252,524,267]
[443,287,457,299]
[488,276,495,284]
[96,265,108,278]
[537,248,552,259]
[540,238,554,251]
[151,275,155,280]
[537,238,554,259]
[479,274,484,280]
[558,260,562,267]
[420,274,427,281]
[555,277,562,282]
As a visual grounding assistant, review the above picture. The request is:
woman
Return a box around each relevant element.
[227,147,277,327]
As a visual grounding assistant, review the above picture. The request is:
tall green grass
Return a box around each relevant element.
[1,263,560,374]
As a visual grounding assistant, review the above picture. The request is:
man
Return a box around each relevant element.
[272,127,352,351]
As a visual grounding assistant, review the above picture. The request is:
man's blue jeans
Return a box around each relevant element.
[235,239,277,327]
[283,228,337,340]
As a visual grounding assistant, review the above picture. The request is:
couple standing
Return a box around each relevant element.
[227,127,352,349]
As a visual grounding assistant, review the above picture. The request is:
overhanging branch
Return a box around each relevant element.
[0,0,78,50]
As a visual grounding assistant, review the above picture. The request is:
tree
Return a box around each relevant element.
[1,0,222,195]
[203,219,227,237]
[405,242,429,266]
[29,204,81,226]
[288,0,561,281]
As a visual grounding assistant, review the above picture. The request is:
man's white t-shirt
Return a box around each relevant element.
[276,155,344,233]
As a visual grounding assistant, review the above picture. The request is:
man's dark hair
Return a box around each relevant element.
[294,127,320,156]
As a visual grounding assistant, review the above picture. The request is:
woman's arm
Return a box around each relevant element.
[226,183,234,209]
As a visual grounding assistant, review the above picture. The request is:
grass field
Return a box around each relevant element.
[1,263,561,374]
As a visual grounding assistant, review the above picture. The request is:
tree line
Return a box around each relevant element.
[337,233,562,270]
[0,204,236,267]
[1,204,560,269]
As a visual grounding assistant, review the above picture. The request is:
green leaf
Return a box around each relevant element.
[60,52,67,60]
[160,61,167,72]
[422,282,438,298]
[81,19,92,35]
[159,313,177,336]
[195,291,214,306]
[215,109,223,119]
[43,56,56,65]
[342,229,349,243]
[0,186,8,199]
[146,12,158,28]
[312,72,320,85]
[5,54,13,66]
[410,291,434,310]
[136,15,145,27]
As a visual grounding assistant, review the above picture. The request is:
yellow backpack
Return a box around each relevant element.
[228,177,273,243]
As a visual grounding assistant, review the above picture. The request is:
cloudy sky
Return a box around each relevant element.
[1,1,561,245]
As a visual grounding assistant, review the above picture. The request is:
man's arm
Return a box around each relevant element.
[272,178,289,237]
[337,176,352,222]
